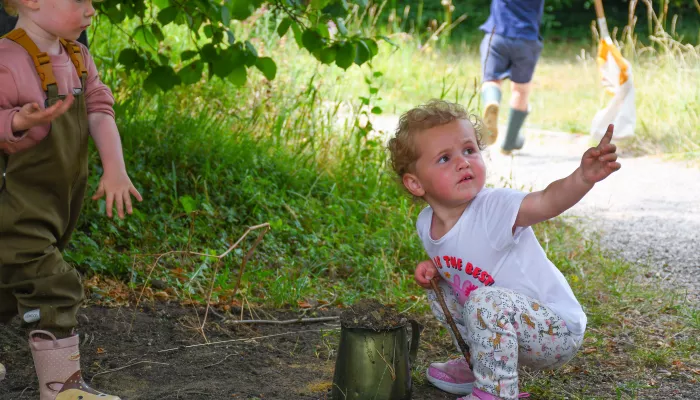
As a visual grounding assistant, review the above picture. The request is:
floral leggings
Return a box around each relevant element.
[428,283,583,399]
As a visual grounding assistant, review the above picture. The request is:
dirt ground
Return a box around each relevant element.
[0,302,697,400]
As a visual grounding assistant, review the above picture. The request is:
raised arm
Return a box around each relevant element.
[514,124,621,228]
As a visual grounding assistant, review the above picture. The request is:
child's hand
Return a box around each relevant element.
[91,171,143,219]
[414,260,439,289]
[580,124,621,185]
[11,94,74,132]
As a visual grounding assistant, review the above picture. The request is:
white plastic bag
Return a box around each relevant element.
[590,38,636,140]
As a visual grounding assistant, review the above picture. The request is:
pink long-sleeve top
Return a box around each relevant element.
[0,38,115,154]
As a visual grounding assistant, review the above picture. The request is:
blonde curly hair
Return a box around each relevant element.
[387,99,485,179]
[2,0,17,16]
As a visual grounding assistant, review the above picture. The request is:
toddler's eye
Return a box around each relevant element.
[438,155,449,163]
[464,147,475,155]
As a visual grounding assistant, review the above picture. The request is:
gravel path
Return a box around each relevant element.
[372,115,700,303]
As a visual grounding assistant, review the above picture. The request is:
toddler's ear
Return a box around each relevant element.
[402,173,425,197]
[20,0,40,11]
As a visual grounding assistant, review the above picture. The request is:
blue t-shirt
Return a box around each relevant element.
[479,0,545,41]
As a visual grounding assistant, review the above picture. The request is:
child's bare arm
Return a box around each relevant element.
[514,124,621,228]
[89,112,142,219]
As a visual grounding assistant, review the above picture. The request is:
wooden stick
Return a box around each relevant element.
[430,278,471,364]
[225,316,339,325]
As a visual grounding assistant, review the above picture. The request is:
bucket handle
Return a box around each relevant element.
[408,319,422,366]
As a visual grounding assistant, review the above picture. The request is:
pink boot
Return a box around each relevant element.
[29,330,120,400]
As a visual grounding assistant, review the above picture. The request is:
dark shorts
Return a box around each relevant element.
[480,33,543,84]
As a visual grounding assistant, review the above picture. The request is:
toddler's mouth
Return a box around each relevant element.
[458,176,473,183]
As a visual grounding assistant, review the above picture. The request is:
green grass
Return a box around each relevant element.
[67,10,700,398]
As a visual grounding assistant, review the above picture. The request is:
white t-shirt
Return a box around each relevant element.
[416,187,587,338]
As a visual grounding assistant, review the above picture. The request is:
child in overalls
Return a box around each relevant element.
[387,100,620,399]
[0,1,142,399]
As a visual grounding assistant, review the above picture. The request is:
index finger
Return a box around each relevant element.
[598,124,614,147]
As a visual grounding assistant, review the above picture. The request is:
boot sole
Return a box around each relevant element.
[482,103,499,145]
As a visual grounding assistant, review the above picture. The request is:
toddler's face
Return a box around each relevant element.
[33,0,95,41]
[405,119,486,208]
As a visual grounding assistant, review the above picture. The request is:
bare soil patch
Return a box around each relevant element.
[0,301,697,399]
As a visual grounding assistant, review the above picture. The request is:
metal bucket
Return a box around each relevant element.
[331,319,421,400]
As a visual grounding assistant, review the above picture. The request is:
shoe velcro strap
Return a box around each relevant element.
[2,28,57,92]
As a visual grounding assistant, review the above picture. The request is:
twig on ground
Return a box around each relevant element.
[128,222,271,341]
[90,361,171,383]
[158,328,339,353]
[225,316,339,325]
[203,352,239,369]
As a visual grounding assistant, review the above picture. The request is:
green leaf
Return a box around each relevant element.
[157,6,179,26]
[335,41,356,70]
[365,38,378,57]
[178,61,203,85]
[277,17,292,37]
[354,39,371,65]
[144,65,181,92]
[150,23,164,42]
[245,41,258,58]
[179,196,197,214]
[319,46,337,64]
[133,25,159,49]
[153,0,170,9]
[301,29,324,52]
[371,106,382,114]
[203,25,214,38]
[200,43,219,63]
[311,0,331,9]
[221,5,231,26]
[181,50,198,61]
[228,66,248,86]
[212,57,235,78]
[117,48,140,66]
[291,22,303,48]
[255,57,276,80]
[229,0,253,21]
[323,1,349,18]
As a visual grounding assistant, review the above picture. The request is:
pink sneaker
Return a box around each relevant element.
[426,358,475,395]
[457,388,531,399]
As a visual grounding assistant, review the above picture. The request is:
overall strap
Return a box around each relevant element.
[59,37,88,80]
[2,28,56,92]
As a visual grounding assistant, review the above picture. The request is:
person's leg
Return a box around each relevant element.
[500,82,531,154]
[425,277,476,395]
[500,38,543,154]
[480,33,511,145]
[462,287,581,399]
